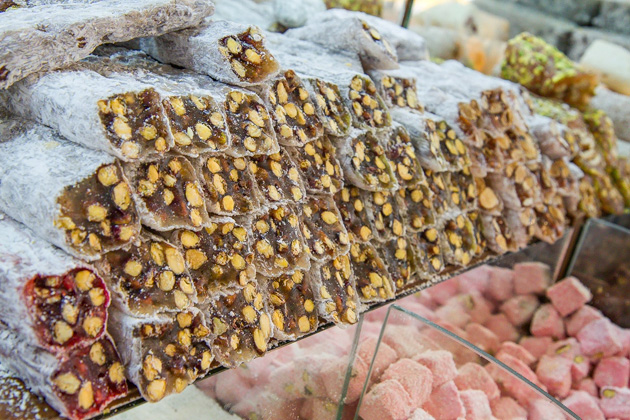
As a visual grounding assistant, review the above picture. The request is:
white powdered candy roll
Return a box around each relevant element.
[0,215,110,353]
[139,20,280,87]
[0,330,127,420]
[0,119,141,261]
[1,67,174,161]
[0,0,213,89]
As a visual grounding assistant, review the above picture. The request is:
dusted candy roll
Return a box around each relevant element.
[396,184,437,232]
[0,0,213,89]
[196,154,260,216]
[0,119,140,261]
[286,13,398,71]
[108,308,213,402]
[0,216,109,352]
[249,204,310,277]
[382,124,427,188]
[501,32,597,110]
[378,237,420,292]
[2,68,174,161]
[410,228,446,278]
[350,241,395,304]
[263,270,318,341]
[336,129,397,191]
[298,194,350,261]
[250,149,306,203]
[335,186,375,243]
[203,281,272,367]
[254,70,324,146]
[124,155,210,231]
[140,21,280,87]
[169,219,255,301]
[364,189,406,241]
[312,254,359,325]
[286,135,344,195]
[0,330,127,420]
[96,233,196,316]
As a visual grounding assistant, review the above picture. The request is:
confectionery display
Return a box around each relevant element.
[1,1,630,419]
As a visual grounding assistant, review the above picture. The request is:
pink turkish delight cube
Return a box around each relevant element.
[299,398,338,420]
[513,262,551,295]
[486,266,515,302]
[491,396,527,420]
[530,304,565,339]
[577,318,623,358]
[593,357,630,388]
[497,342,536,367]
[215,372,254,406]
[422,381,466,420]
[528,399,568,420]
[460,389,493,420]
[599,387,630,419]
[562,391,605,420]
[520,336,554,360]
[321,355,367,403]
[565,305,604,337]
[408,407,436,420]
[485,313,520,343]
[381,358,433,405]
[455,265,491,295]
[571,354,590,383]
[615,326,630,357]
[486,363,543,406]
[546,276,592,317]
[573,378,598,397]
[383,325,433,359]
[454,362,500,401]
[500,294,540,327]
[465,323,501,354]
[414,350,458,388]
[536,355,573,398]
[357,336,397,381]
[425,279,459,305]
[435,302,472,328]
[359,379,413,420]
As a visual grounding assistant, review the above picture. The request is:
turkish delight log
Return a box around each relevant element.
[262,270,318,341]
[202,281,271,367]
[124,155,210,231]
[382,124,427,188]
[364,189,406,241]
[250,149,307,204]
[349,241,395,304]
[501,32,598,110]
[95,233,196,316]
[0,0,213,89]
[312,254,359,325]
[367,67,423,111]
[140,21,280,87]
[298,194,350,261]
[0,119,140,261]
[253,70,324,146]
[108,308,213,402]
[286,13,398,71]
[1,67,173,161]
[0,330,127,420]
[196,154,261,216]
[337,129,398,191]
[409,228,446,279]
[0,216,109,352]
[396,184,437,232]
[249,204,310,277]
[334,186,375,243]
[286,135,344,195]
[378,236,420,292]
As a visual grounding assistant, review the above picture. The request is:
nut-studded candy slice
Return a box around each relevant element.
[170,219,255,301]
[575,175,601,219]
[286,135,344,195]
[378,237,420,293]
[223,88,279,156]
[466,210,486,257]
[337,129,398,191]
[396,184,436,232]
[250,149,307,203]
[217,26,280,84]
[349,241,395,304]
[0,121,141,261]
[533,200,566,244]
[547,157,577,197]
[263,270,318,341]
[306,77,352,136]
[197,154,260,216]
[0,331,128,420]
[96,234,196,316]
[435,118,472,170]
[203,281,271,367]
[343,74,391,130]
[442,214,478,267]
[479,213,520,255]
[298,194,350,261]
[312,255,359,325]
[383,124,427,188]
[125,155,210,231]
[334,186,374,243]
[250,204,310,277]
[451,168,478,210]
[367,69,423,111]
[475,177,503,216]
[409,228,446,279]
[527,161,557,205]
[259,70,323,146]
[495,127,541,164]
[487,163,541,210]
[424,169,453,217]
[364,190,406,241]
[108,308,213,403]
